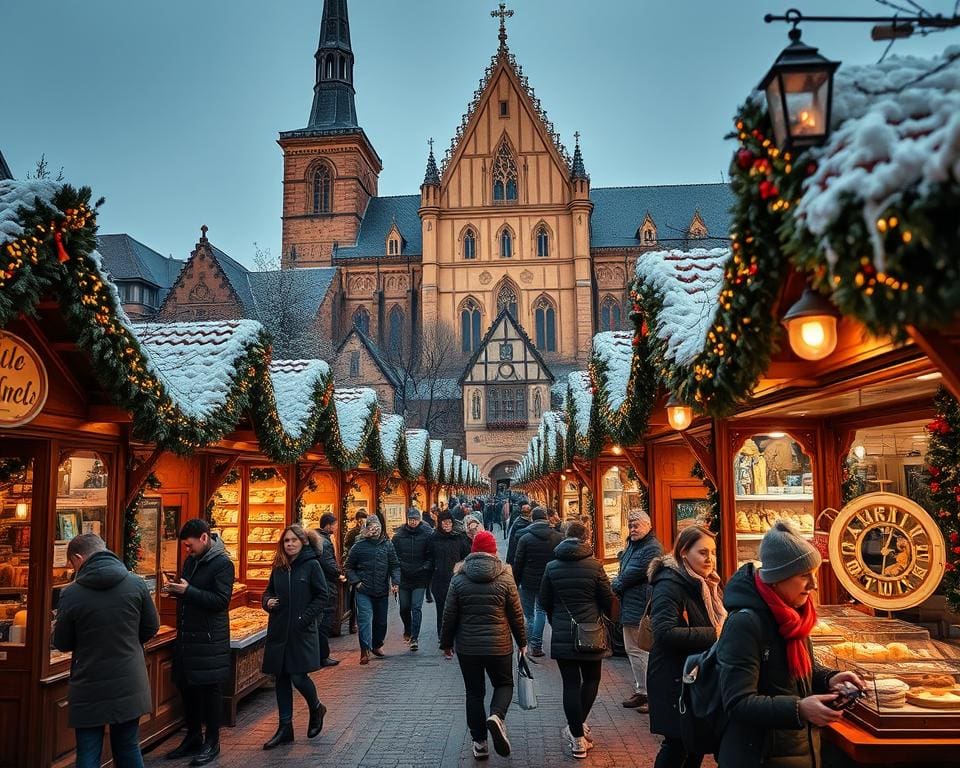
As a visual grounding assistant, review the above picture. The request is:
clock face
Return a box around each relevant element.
[828,492,946,611]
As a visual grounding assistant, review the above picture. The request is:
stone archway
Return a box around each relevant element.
[488,459,519,496]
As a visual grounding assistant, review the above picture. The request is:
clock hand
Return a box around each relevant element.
[881,525,896,574]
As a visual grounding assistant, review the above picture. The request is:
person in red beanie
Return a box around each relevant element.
[440,529,526,760]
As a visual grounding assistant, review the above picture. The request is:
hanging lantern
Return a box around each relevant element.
[782,288,839,361]
[760,24,840,152]
[666,396,693,431]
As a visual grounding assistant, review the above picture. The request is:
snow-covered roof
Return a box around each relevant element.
[0,179,60,243]
[333,388,378,455]
[428,439,444,482]
[568,370,594,439]
[377,413,405,467]
[442,448,455,482]
[592,331,635,413]
[404,429,429,475]
[634,248,728,367]
[796,45,960,270]
[269,359,330,438]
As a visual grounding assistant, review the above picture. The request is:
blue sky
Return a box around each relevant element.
[2,0,954,267]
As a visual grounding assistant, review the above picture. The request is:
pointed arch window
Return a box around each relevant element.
[313,164,332,214]
[536,225,549,257]
[389,306,404,350]
[497,283,518,319]
[499,228,513,259]
[534,297,557,353]
[600,295,622,331]
[460,299,482,354]
[325,55,334,80]
[339,57,347,80]
[463,228,477,260]
[492,142,518,203]
[353,306,370,335]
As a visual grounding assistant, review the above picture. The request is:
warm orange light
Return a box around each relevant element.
[782,289,839,361]
[612,445,623,455]
[560,473,567,481]
[15,503,28,520]
[666,398,693,431]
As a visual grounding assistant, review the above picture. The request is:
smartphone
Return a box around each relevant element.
[161,571,178,584]
[827,686,864,710]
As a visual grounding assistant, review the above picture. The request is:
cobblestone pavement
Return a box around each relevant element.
[146,535,717,768]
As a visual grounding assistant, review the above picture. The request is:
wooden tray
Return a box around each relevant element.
[906,690,960,710]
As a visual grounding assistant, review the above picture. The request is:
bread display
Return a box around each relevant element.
[906,687,960,709]
[228,606,268,642]
[868,678,910,708]
[830,641,927,662]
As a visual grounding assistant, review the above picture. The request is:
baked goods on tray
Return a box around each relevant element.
[906,687,960,709]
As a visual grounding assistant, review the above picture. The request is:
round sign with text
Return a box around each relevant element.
[0,330,49,428]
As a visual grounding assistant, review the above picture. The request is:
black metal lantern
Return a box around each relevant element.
[760,17,840,152]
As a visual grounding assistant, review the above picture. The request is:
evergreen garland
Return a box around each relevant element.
[691,461,721,538]
[123,472,161,571]
[925,387,960,611]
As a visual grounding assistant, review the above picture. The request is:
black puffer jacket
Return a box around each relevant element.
[440,553,525,656]
[428,527,471,586]
[717,564,837,768]
[173,534,235,685]
[345,536,401,597]
[392,523,434,588]
[261,542,327,675]
[505,516,532,565]
[314,529,341,602]
[539,538,615,660]
[647,555,718,738]
[52,550,159,728]
[611,532,663,625]
[513,521,563,593]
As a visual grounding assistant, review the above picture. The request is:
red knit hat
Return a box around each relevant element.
[471,530,498,555]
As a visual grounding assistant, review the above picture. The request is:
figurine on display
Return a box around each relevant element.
[735,440,767,495]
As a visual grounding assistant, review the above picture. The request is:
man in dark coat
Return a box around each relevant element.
[428,509,471,638]
[610,509,663,711]
[343,509,368,634]
[315,513,345,667]
[345,516,401,664]
[504,504,533,566]
[164,518,235,765]
[53,534,159,768]
[513,507,563,657]
[482,499,498,532]
[392,507,434,651]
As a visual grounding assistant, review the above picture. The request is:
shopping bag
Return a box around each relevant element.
[516,653,537,710]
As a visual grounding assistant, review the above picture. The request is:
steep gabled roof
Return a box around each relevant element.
[96,234,184,295]
[458,306,555,385]
[333,195,423,260]
[334,326,403,390]
[0,150,12,181]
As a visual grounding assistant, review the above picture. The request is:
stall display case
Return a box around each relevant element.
[600,466,642,563]
[224,605,270,726]
[732,433,815,568]
[0,455,32,647]
[211,472,241,569]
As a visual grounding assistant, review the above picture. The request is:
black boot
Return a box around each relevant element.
[189,739,220,766]
[307,702,327,738]
[262,723,294,750]
[165,731,203,760]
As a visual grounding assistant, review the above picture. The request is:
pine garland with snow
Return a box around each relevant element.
[925,387,960,611]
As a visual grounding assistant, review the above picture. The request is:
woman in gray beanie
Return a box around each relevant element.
[714,521,864,768]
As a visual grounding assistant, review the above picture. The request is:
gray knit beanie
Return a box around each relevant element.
[758,520,821,584]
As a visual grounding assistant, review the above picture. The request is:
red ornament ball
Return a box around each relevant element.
[736,149,754,170]
[951,532,960,545]
[758,180,779,200]
[931,481,941,493]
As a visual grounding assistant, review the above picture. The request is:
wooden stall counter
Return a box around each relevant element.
[825,718,960,765]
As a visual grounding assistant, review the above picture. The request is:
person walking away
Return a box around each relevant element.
[504,504,533,565]
[261,526,329,749]
[428,509,472,638]
[539,522,615,759]
[314,513,345,667]
[465,513,483,541]
[53,534,159,768]
[440,530,526,760]
[392,507,434,651]
[343,509,368,634]
[345,516,401,663]
[163,518,235,765]
[500,497,511,539]
[612,509,663,712]
[646,526,722,768]
[483,499,497,532]
[717,521,864,768]
[513,506,563,658]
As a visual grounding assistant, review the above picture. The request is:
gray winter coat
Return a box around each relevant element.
[440,553,526,656]
[611,532,663,625]
[53,550,160,727]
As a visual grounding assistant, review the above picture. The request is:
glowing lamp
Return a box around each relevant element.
[782,288,839,361]
[760,25,839,152]
[666,397,693,431]
[853,445,866,461]
[612,445,623,455]
[15,503,28,520]
[560,473,567,481]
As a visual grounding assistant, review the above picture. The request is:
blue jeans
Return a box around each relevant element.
[398,586,426,640]
[520,585,547,651]
[75,718,143,768]
[356,592,389,651]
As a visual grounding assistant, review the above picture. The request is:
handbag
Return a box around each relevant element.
[637,599,654,652]
[557,593,609,654]
[516,653,538,710]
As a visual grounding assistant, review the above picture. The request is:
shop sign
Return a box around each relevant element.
[0,330,49,428]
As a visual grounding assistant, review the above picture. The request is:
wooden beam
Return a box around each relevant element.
[123,446,164,510]
[906,326,960,402]
[295,461,323,500]
[87,405,133,423]
[202,455,239,509]
[680,431,718,486]
[621,448,649,488]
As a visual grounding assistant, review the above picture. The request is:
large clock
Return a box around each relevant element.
[828,492,945,611]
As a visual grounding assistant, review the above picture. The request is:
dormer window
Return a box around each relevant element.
[637,213,656,245]
[388,238,399,255]
[688,210,708,239]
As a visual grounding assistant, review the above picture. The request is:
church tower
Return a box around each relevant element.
[278,0,382,268]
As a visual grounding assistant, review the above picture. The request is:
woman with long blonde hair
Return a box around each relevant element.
[260,525,329,749]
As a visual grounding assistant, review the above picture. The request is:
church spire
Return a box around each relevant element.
[423,138,440,186]
[570,131,588,180]
[307,0,359,132]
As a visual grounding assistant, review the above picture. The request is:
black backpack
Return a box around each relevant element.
[678,608,756,754]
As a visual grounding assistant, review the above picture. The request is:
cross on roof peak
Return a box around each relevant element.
[574,131,581,145]
[491,2,514,50]
[428,137,434,153]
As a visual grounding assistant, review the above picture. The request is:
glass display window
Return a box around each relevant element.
[0,453,34,650]
[601,466,640,561]
[246,467,287,582]
[733,433,814,568]
[299,469,338,556]
[562,480,580,521]
[132,496,162,597]
[210,470,241,568]
[844,420,933,512]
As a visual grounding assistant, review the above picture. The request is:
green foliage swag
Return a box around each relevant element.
[925,387,960,611]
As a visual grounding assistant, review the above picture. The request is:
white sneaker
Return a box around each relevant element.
[562,726,594,751]
[472,740,489,760]
[571,736,588,759]
[485,714,511,756]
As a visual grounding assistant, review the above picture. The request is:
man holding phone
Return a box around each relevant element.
[163,519,234,766]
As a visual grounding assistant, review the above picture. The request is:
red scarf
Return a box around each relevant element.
[753,571,816,680]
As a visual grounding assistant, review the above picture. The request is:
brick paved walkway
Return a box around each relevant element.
[146,537,717,768]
